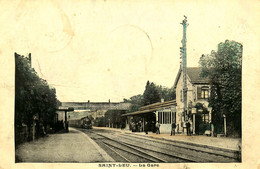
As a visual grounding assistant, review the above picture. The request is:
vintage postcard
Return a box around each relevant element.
[0,0,260,169]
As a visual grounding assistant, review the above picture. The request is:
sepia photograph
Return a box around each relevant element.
[1,0,260,169]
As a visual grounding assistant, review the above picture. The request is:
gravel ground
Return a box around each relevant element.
[15,128,108,163]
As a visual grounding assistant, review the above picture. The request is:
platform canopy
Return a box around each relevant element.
[121,109,155,117]
[121,100,176,117]
[57,107,74,112]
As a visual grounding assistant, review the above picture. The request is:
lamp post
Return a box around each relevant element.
[191,108,196,135]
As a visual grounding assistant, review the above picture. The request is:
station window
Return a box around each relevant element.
[158,111,175,124]
[163,112,170,124]
[201,87,209,99]
[197,86,209,100]
[158,112,162,124]
[171,112,176,123]
[202,113,209,123]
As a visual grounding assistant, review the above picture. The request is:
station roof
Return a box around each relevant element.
[121,100,176,117]
[173,67,210,88]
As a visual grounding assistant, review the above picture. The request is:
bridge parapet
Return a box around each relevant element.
[62,102,131,111]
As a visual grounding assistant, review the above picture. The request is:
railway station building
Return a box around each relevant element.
[121,100,177,134]
[174,67,211,135]
[122,67,212,135]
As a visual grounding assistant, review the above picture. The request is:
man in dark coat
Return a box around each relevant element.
[171,122,176,136]
[156,121,160,134]
[144,121,148,135]
[186,121,191,136]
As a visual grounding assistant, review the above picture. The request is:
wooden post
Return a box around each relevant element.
[143,117,145,132]
[193,114,195,135]
[223,114,227,136]
[32,120,35,141]
[125,118,127,130]
[65,110,68,132]
[208,107,213,137]
[32,115,37,141]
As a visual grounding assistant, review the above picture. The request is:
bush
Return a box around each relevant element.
[198,123,210,135]
[94,117,106,127]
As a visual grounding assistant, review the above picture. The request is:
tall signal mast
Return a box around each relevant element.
[180,16,188,122]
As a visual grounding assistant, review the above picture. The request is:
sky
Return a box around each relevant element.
[1,0,259,102]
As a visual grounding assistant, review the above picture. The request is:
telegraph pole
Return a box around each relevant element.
[180,16,188,122]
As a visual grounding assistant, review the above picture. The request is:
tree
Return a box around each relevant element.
[15,53,60,142]
[199,40,242,136]
[143,81,161,106]
[126,94,144,112]
[104,110,127,128]
[124,82,176,113]
[94,117,106,127]
[156,85,176,101]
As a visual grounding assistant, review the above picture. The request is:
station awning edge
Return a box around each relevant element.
[121,109,156,117]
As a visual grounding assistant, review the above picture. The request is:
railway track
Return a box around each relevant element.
[86,130,189,163]
[79,128,241,163]
[121,133,241,162]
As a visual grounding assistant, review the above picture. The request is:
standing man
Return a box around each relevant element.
[186,120,191,136]
[211,123,214,137]
[144,121,148,135]
[156,121,160,134]
[171,122,176,136]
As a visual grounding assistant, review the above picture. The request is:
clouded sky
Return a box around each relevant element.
[1,0,259,102]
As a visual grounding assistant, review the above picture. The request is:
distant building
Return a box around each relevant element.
[61,101,131,120]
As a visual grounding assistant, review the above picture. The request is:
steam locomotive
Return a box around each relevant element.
[69,116,92,129]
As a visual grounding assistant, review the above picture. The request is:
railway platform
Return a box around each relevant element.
[96,127,241,151]
[15,127,114,162]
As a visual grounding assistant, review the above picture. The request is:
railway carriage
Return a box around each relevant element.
[69,116,92,129]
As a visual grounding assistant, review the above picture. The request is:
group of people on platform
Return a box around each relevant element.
[130,121,160,134]
[130,120,193,136]
[171,120,192,136]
